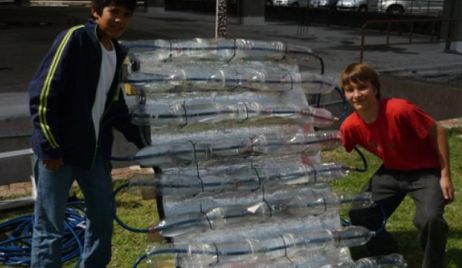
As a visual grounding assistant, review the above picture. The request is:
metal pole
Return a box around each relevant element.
[386,21,391,45]
[409,21,414,44]
[359,22,368,62]
[215,0,228,38]
[444,0,462,51]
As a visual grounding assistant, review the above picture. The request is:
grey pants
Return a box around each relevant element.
[349,165,448,268]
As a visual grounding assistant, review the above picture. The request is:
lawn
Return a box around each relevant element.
[1,129,461,268]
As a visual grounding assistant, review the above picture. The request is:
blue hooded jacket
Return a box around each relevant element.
[29,19,145,169]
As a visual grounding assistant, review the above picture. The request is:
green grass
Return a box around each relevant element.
[2,130,461,267]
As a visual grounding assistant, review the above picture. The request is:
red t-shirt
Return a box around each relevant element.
[340,98,440,170]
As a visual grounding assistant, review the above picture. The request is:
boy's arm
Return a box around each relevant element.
[29,30,72,162]
[110,89,146,149]
[428,122,454,203]
[339,118,356,153]
[30,27,83,167]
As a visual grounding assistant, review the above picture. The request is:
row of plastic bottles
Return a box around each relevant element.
[142,226,373,267]
[131,100,336,128]
[162,183,345,217]
[211,252,407,268]
[126,153,322,193]
[122,38,314,63]
[212,247,351,268]
[135,129,341,167]
[127,63,335,94]
[176,212,341,244]
[129,162,349,196]
[136,89,309,111]
[153,191,373,237]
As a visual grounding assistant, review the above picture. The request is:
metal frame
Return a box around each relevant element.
[359,17,462,62]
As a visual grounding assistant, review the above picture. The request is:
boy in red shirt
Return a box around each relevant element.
[339,63,454,268]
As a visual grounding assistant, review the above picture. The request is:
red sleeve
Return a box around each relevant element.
[399,101,435,140]
[340,116,356,153]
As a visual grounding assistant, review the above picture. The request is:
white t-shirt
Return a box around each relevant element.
[92,42,116,141]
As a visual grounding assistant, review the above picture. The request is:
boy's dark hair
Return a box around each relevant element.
[340,62,381,100]
[92,0,137,15]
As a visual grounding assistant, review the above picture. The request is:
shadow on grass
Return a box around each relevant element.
[446,248,462,268]
[115,199,144,209]
[349,229,462,268]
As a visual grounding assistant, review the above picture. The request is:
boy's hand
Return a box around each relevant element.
[440,175,455,204]
[43,158,64,171]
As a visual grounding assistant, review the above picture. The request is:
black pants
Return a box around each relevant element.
[349,165,448,268]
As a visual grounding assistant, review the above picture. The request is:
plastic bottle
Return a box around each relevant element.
[285,192,374,216]
[131,99,336,128]
[213,248,331,268]
[354,253,407,268]
[154,191,373,237]
[135,129,340,167]
[121,39,172,64]
[142,226,372,267]
[161,183,330,217]
[122,38,314,64]
[128,161,348,196]
[325,253,408,268]
[126,62,336,94]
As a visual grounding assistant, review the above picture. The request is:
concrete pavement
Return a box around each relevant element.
[2,6,462,95]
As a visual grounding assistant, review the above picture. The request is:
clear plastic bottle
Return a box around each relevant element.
[155,212,209,237]
[245,130,340,156]
[154,191,373,237]
[142,226,372,267]
[331,226,374,248]
[122,38,314,64]
[233,39,287,61]
[169,38,237,61]
[170,38,213,61]
[122,38,233,64]
[254,162,348,186]
[161,183,328,217]
[131,102,186,127]
[213,249,331,268]
[280,226,372,251]
[135,129,340,167]
[123,38,296,63]
[129,161,348,196]
[127,69,188,92]
[157,202,272,237]
[327,253,407,268]
[135,141,196,167]
[126,62,336,94]
[178,212,341,244]
[157,168,261,196]
[121,39,172,65]
[131,99,336,128]
[354,253,407,268]
[126,153,323,195]
[284,192,374,217]
[163,242,218,268]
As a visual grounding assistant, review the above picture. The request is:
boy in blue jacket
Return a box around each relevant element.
[28,0,144,266]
